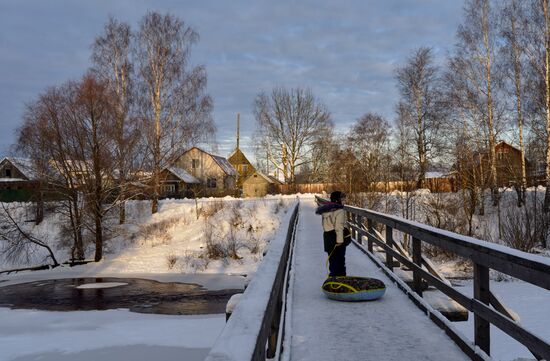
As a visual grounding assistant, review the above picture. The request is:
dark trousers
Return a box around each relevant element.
[328,244,346,276]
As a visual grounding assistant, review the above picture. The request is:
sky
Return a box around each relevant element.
[0,0,464,160]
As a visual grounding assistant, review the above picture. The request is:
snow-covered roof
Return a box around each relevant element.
[182,147,237,176]
[425,171,449,179]
[1,157,39,180]
[165,167,200,184]
[245,171,282,184]
[211,154,237,176]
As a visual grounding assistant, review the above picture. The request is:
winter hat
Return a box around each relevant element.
[330,191,345,204]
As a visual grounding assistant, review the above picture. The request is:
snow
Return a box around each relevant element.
[283,200,469,361]
[454,279,550,361]
[225,293,242,314]
[211,154,237,176]
[0,307,224,361]
[346,196,550,267]
[0,196,296,273]
[164,167,200,184]
[75,282,128,289]
[2,157,38,180]
[205,202,297,361]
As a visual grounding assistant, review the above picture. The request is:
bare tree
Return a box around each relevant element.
[18,85,86,260]
[92,17,140,224]
[348,113,392,190]
[454,0,503,205]
[395,47,443,188]
[254,87,332,185]
[0,202,59,267]
[499,0,530,206]
[18,74,118,262]
[135,11,214,213]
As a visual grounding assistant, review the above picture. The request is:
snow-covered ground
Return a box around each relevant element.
[0,195,298,274]
[0,308,224,361]
[0,195,301,361]
[454,279,550,361]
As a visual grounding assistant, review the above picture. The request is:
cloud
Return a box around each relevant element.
[0,0,463,158]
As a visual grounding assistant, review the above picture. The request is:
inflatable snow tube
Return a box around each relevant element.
[322,276,386,302]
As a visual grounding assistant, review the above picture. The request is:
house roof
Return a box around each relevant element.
[1,157,39,180]
[184,147,237,176]
[164,167,200,184]
[245,171,282,184]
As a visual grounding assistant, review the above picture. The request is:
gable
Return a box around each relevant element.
[0,157,36,180]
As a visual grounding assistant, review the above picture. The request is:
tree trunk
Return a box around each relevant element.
[92,112,104,262]
[152,89,161,214]
[482,0,498,206]
[545,0,550,212]
[510,6,527,207]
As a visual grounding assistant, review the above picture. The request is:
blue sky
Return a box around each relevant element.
[0,0,463,159]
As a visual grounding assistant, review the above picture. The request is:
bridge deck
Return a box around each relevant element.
[285,200,469,361]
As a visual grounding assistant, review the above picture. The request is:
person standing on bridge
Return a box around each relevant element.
[316,191,351,277]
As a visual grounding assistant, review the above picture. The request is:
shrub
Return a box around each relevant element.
[200,201,224,219]
[501,198,550,252]
[139,216,179,247]
[166,252,178,269]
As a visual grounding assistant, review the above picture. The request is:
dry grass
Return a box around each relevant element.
[139,216,180,247]
[200,201,225,219]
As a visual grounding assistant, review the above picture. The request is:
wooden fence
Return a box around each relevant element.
[277,178,455,195]
[323,196,550,360]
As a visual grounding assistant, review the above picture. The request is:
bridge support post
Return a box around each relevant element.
[367,219,374,252]
[474,263,490,356]
[385,226,394,271]
[412,237,422,296]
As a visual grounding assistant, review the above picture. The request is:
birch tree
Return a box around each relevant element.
[92,17,139,223]
[136,11,213,214]
[348,113,391,190]
[448,0,504,207]
[500,0,529,206]
[254,87,332,185]
[395,47,443,188]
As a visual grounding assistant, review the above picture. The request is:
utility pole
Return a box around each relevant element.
[236,113,240,151]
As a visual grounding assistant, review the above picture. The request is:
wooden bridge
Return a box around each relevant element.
[206,196,550,361]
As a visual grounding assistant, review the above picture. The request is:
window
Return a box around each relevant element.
[5,168,11,177]
[192,159,199,169]
[241,164,248,173]
[207,177,217,188]
[161,184,176,193]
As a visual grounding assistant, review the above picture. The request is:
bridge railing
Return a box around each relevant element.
[316,196,550,361]
[205,201,299,361]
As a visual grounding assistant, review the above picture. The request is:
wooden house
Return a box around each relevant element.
[0,157,44,202]
[228,148,256,193]
[159,167,200,198]
[458,141,535,188]
[174,147,237,196]
[243,171,282,197]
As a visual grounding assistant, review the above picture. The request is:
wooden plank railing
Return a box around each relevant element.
[205,201,299,361]
[316,196,550,361]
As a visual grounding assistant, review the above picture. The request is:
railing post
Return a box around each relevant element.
[385,225,394,271]
[412,237,422,296]
[350,212,357,242]
[367,219,374,252]
[267,298,281,358]
[474,263,491,356]
[357,215,364,245]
